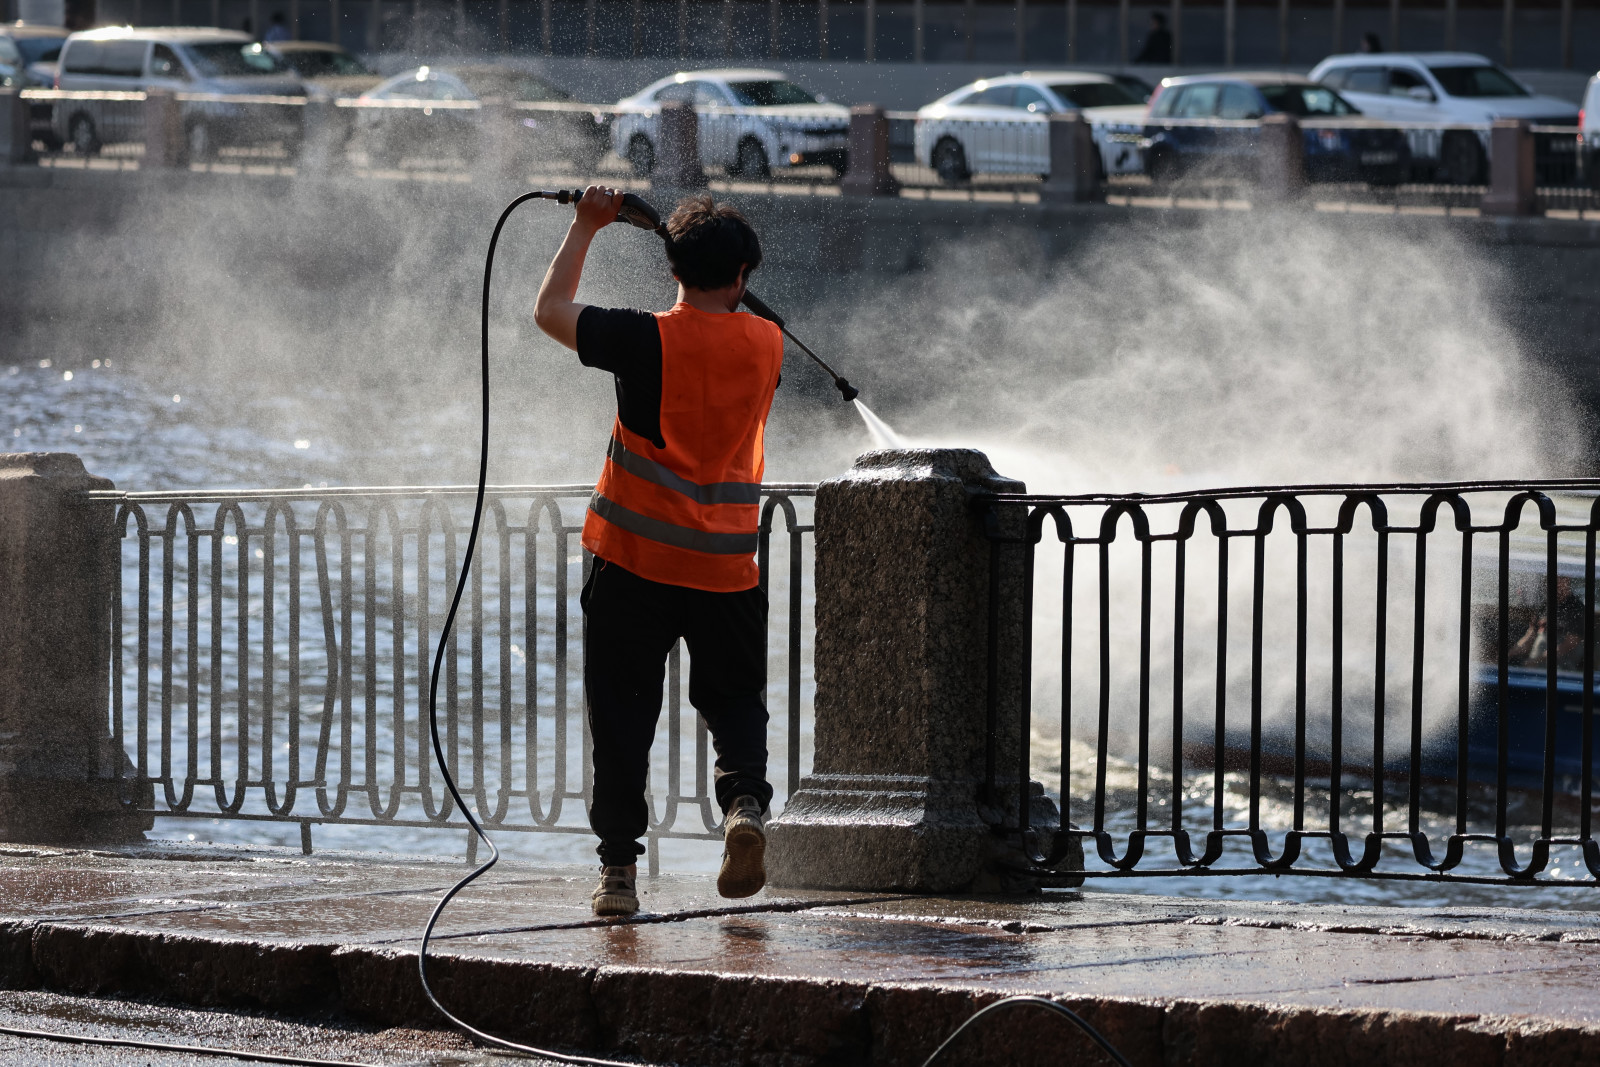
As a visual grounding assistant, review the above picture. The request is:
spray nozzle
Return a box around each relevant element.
[835,379,860,402]
[535,189,663,233]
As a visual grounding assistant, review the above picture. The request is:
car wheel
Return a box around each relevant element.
[1438,131,1485,185]
[733,137,770,180]
[932,137,969,186]
[186,122,212,163]
[626,134,655,177]
[69,114,99,156]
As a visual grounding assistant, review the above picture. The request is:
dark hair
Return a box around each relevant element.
[1150,11,1166,27]
[663,195,762,291]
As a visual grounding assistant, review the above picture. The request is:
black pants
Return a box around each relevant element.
[581,557,772,867]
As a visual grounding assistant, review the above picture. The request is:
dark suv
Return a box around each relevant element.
[1143,73,1409,185]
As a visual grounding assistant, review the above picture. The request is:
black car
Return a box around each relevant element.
[1143,74,1410,185]
[354,65,610,172]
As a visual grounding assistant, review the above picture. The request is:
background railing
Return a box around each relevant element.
[983,481,1600,887]
[91,483,815,872]
[17,89,1597,215]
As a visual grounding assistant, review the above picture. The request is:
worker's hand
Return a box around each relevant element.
[574,185,623,233]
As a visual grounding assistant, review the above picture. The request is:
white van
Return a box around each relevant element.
[54,27,305,160]
[1310,52,1578,183]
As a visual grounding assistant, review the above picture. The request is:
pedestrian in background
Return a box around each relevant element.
[1135,12,1173,65]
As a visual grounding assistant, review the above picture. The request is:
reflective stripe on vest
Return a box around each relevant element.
[588,492,760,555]
[605,436,762,506]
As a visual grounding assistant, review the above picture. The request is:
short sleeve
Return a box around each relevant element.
[577,307,660,378]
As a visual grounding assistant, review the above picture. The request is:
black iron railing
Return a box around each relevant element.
[983,480,1600,886]
[90,484,814,871]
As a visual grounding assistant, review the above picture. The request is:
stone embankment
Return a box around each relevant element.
[3,843,1599,1066]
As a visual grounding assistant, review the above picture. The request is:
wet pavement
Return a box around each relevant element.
[0,988,515,1065]
[3,843,1600,1066]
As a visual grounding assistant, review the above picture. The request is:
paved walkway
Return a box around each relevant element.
[3,842,1599,1065]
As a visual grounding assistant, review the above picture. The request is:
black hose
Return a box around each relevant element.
[412,191,644,1067]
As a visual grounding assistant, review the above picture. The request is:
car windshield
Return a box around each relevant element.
[727,80,817,106]
[1428,64,1527,98]
[14,36,67,64]
[186,42,288,77]
[1048,81,1145,108]
[1259,84,1355,116]
[281,49,372,76]
[459,72,570,101]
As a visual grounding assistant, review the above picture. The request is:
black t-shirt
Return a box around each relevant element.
[577,306,665,449]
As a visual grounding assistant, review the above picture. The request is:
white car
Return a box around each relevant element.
[1309,52,1579,183]
[1583,72,1599,188]
[611,68,849,178]
[914,72,1148,185]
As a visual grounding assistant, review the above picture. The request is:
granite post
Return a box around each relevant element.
[656,99,706,188]
[1039,112,1103,204]
[296,97,350,175]
[1482,119,1535,217]
[767,449,1080,892]
[1255,114,1306,202]
[1,87,31,164]
[0,453,150,844]
[475,97,523,181]
[840,104,899,197]
[142,89,183,169]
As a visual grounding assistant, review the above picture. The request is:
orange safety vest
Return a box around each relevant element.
[582,303,784,592]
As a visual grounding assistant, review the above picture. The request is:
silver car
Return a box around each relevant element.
[53,27,305,160]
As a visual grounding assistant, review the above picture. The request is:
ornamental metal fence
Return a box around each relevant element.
[982,481,1600,887]
[88,484,814,872]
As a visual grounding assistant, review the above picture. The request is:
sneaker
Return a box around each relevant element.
[717,795,767,899]
[591,864,638,917]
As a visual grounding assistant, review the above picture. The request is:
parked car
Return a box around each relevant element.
[1310,52,1579,183]
[2,22,70,148]
[53,27,306,160]
[353,65,608,170]
[612,69,849,178]
[1142,73,1409,185]
[264,40,382,100]
[1581,71,1598,189]
[914,72,1148,185]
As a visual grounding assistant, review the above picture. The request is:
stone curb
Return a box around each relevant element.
[3,917,1599,1065]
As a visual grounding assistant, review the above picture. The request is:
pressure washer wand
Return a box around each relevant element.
[738,290,859,402]
[533,189,859,403]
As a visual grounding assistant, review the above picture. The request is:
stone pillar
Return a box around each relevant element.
[768,449,1080,892]
[142,89,184,169]
[0,453,150,844]
[296,97,350,175]
[1255,113,1306,202]
[655,99,705,188]
[1039,111,1103,204]
[840,104,899,197]
[475,97,523,182]
[1482,119,1535,217]
[1,87,32,164]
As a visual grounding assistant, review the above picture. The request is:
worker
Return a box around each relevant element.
[533,187,781,917]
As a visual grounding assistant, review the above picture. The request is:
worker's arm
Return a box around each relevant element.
[533,186,624,351]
